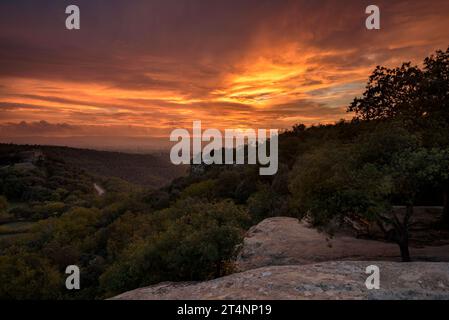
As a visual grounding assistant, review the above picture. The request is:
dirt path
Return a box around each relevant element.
[94,183,105,196]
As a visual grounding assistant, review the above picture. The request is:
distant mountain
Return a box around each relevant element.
[0,144,187,188]
[0,136,172,154]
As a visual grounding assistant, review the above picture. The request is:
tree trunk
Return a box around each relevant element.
[396,205,412,262]
[376,206,413,262]
[443,183,449,226]
[398,241,411,262]
[215,261,222,278]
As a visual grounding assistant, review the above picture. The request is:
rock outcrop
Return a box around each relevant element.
[112,217,449,300]
[236,217,449,271]
[112,261,449,300]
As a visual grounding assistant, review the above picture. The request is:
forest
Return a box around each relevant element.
[0,47,448,299]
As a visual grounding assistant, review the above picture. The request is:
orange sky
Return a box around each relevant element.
[1,0,449,150]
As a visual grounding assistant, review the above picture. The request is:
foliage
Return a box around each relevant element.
[99,199,249,297]
[0,250,62,299]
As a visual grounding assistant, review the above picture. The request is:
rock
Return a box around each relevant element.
[112,261,449,300]
[111,217,449,300]
[236,217,449,271]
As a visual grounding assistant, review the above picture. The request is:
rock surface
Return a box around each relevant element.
[236,217,449,271]
[112,261,449,300]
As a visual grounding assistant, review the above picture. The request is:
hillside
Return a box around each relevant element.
[1,116,449,300]
[0,144,187,188]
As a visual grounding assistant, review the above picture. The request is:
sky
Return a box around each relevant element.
[1,0,449,150]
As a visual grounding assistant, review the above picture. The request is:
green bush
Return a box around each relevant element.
[180,179,216,200]
[0,250,62,300]
[99,199,249,297]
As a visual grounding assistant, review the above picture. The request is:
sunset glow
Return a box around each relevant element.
[1,0,449,149]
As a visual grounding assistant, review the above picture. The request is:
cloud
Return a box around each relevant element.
[0,120,76,136]
[0,0,449,143]
[0,120,167,137]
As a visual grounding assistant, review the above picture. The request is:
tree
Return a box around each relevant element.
[0,195,8,212]
[348,62,423,122]
[0,250,62,299]
[99,199,250,298]
[422,48,449,129]
[180,179,217,200]
[348,47,449,223]
[378,147,449,261]
[0,195,11,221]
[288,125,449,261]
[423,49,449,222]
[289,141,373,226]
[348,47,449,127]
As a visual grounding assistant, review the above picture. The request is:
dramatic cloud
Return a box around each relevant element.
[1,0,449,148]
